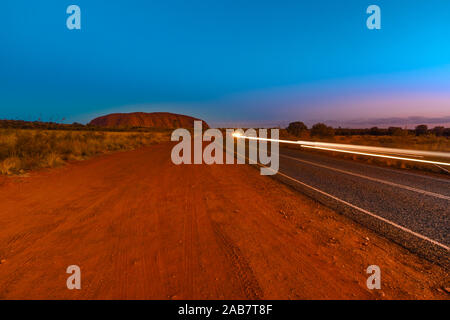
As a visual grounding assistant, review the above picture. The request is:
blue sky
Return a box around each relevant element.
[1,0,449,127]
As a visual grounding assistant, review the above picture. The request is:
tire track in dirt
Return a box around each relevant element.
[183,186,195,298]
[211,221,264,299]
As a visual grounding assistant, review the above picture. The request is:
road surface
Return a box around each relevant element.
[272,147,450,265]
[0,143,447,299]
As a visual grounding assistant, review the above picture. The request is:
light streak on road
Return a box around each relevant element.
[300,145,450,167]
[232,133,450,167]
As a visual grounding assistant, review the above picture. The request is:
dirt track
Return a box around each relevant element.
[0,143,448,299]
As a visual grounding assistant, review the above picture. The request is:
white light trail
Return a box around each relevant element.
[300,145,450,166]
[233,134,450,167]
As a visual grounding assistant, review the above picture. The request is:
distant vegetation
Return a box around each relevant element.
[0,119,172,132]
[311,123,335,138]
[284,121,450,152]
[286,121,450,139]
[0,127,170,175]
[286,121,308,137]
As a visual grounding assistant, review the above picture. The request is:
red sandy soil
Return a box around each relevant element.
[0,143,448,299]
[88,112,209,129]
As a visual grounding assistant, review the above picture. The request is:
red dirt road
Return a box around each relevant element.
[0,143,448,299]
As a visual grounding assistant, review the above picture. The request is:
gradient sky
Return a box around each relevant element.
[1,0,449,127]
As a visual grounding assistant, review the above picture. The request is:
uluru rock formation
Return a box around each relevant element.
[88,112,209,129]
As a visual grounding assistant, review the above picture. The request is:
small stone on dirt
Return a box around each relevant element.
[279,210,288,218]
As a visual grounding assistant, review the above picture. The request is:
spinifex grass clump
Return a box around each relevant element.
[0,129,170,175]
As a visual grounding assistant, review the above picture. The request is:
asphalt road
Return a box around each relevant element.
[270,147,450,265]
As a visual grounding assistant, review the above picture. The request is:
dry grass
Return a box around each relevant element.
[330,135,450,152]
[0,129,170,175]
